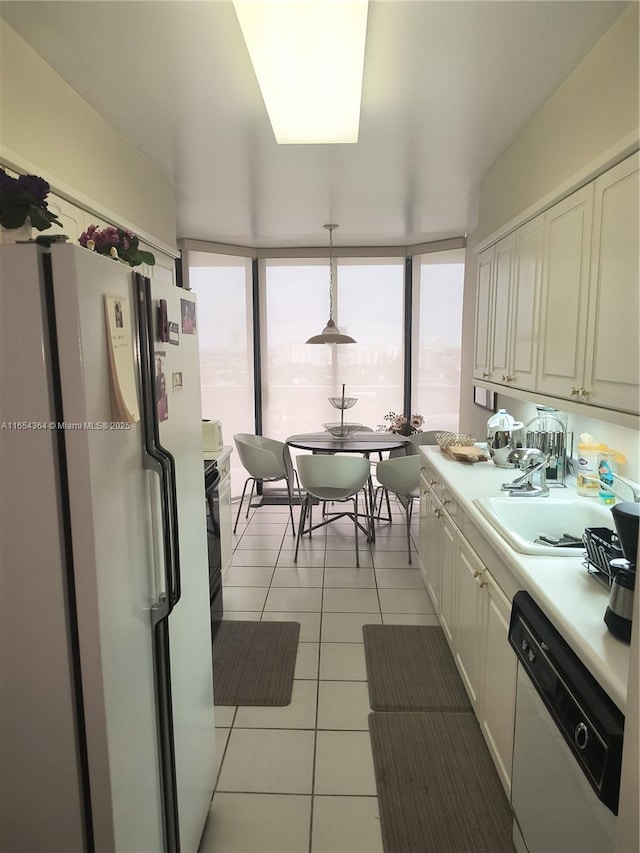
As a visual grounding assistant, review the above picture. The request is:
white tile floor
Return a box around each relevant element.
[198,496,438,853]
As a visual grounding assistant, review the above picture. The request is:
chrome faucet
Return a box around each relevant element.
[580,473,640,503]
[501,448,550,497]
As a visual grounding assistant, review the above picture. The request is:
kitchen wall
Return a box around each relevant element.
[0,20,177,250]
[476,2,639,244]
[459,2,640,453]
[496,397,640,481]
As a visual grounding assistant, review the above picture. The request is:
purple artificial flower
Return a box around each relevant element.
[17,174,50,207]
[0,168,19,194]
[77,223,155,267]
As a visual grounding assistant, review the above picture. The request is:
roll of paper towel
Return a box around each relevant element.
[202,420,223,452]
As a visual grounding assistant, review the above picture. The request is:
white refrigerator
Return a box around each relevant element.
[0,243,216,853]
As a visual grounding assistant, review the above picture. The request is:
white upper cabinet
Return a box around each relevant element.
[489,235,515,383]
[583,153,639,413]
[474,214,542,391]
[537,184,594,399]
[509,215,543,391]
[41,192,178,287]
[473,247,494,381]
[474,152,639,418]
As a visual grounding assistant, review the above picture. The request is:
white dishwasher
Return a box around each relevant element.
[509,592,624,853]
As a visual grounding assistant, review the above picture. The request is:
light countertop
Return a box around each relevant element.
[420,446,630,712]
[203,445,233,463]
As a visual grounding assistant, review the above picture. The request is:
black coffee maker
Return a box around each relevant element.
[604,503,639,643]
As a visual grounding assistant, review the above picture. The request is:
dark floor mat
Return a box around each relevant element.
[212,620,300,705]
[369,711,514,853]
[363,624,472,711]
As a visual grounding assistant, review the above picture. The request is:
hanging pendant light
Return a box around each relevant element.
[306,224,356,345]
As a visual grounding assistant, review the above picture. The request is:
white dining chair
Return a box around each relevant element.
[294,455,372,567]
[373,431,439,520]
[374,454,421,563]
[233,433,301,535]
[388,430,442,458]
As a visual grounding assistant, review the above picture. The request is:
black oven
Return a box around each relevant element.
[204,460,223,637]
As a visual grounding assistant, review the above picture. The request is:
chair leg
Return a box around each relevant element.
[294,497,308,563]
[361,487,372,544]
[294,472,304,534]
[233,477,252,533]
[373,485,392,523]
[384,487,392,521]
[246,479,256,519]
[353,492,360,568]
[285,475,297,536]
[405,500,415,565]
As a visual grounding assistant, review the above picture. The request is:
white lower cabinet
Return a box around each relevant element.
[480,572,517,794]
[420,475,442,610]
[420,459,518,796]
[438,514,456,646]
[453,534,485,712]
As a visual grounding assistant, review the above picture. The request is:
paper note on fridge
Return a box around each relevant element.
[104,295,141,424]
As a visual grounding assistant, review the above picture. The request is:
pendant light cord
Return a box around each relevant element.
[326,223,336,322]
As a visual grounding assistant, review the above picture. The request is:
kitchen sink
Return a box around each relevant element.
[473,496,615,556]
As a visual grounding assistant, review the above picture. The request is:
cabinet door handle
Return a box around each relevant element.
[482,372,490,379]
[472,568,482,578]
[570,386,578,397]
[442,498,452,507]
[478,578,488,588]
[429,480,439,487]
[434,508,442,518]
[579,387,590,399]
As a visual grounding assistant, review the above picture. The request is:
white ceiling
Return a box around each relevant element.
[1,0,628,248]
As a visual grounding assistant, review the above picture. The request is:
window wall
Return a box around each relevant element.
[188,252,254,493]
[333,260,405,431]
[413,249,465,432]
[261,259,332,438]
[262,259,405,440]
[187,244,464,495]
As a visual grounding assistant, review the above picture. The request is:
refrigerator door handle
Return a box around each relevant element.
[135,275,181,618]
[134,272,182,853]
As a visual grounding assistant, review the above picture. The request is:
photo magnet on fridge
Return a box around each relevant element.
[155,351,169,422]
[180,298,197,334]
[158,299,169,342]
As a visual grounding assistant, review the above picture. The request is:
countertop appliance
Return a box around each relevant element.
[509,591,624,853]
[524,406,571,486]
[202,419,223,452]
[0,244,215,852]
[604,502,639,642]
[487,409,524,468]
[204,459,224,635]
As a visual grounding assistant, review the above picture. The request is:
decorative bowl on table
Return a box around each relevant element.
[323,422,362,438]
[435,432,475,449]
[328,396,358,410]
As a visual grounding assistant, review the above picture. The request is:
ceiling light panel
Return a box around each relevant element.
[233,0,369,144]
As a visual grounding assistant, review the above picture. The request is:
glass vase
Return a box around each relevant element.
[0,217,32,244]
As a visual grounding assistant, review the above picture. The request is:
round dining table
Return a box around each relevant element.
[286,431,410,455]
[286,431,411,543]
